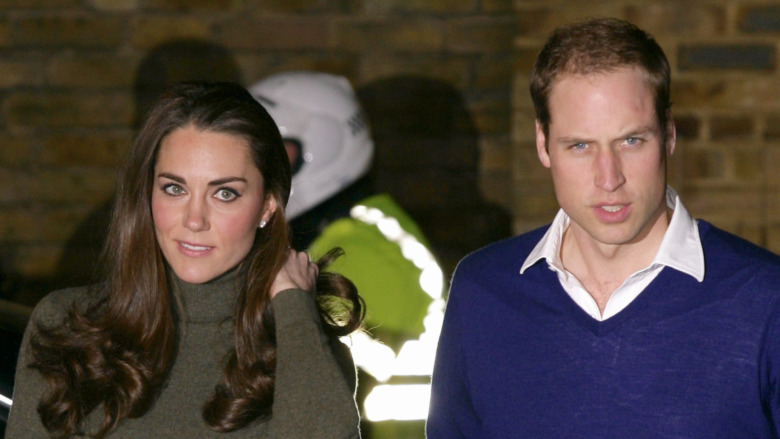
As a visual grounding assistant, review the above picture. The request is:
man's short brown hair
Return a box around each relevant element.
[530,18,671,138]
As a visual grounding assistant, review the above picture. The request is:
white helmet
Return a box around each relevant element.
[249,71,374,220]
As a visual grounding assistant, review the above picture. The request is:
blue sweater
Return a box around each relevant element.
[427,221,780,438]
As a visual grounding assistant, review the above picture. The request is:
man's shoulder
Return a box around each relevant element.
[455,225,549,277]
[699,220,780,268]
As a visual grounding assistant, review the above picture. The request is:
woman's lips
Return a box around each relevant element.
[177,240,214,257]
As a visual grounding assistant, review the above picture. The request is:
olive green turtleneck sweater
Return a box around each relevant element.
[7,268,361,438]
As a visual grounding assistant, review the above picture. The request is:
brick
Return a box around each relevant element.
[237,53,355,86]
[680,186,764,224]
[40,131,133,167]
[338,19,444,52]
[383,169,483,209]
[765,114,780,141]
[480,137,512,172]
[0,18,12,47]
[14,15,125,48]
[2,91,134,128]
[768,185,780,221]
[469,96,511,135]
[731,148,765,182]
[482,0,514,14]
[766,146,780,189]
[472,53,517,93]
[710,115,754,141]
[513,139,547,180]
[88,0,138,10]
[356,54,471,89]
[739,5,780,33]
[513,176,558,220]
[679,44,775,71]
[671,77,780,110]
[0,207,88,243]
[766,222,780,254]
[11,245,62,278]
[445,17,519,53]
[48,53,137,87]
[674,114,701,140]
[479,169,512,209]
[133,39,245,112]
[0,0,76,6]
[680,145,726,180]
[242,0,358,14]
[360,0,477,14]
[0,134,36,166]
[0,168,32,204]
[512,6,618,38]
[30,169,117,204]
[131,16,211,49]
[512,74,534,111]
[143,0,233,9]
[0,58,46,87]
[221,17,332,50]
[625,4,726,36]
[513,47,540,76]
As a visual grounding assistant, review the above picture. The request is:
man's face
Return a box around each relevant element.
[536,67,675,251]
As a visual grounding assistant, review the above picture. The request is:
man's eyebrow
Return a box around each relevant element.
[621,126,656,137]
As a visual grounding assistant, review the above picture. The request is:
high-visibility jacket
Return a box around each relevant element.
[309,193,440,340]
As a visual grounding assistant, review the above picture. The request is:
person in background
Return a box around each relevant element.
[427,17,780,438]
[250,72,445,431]
[8,82,363,438]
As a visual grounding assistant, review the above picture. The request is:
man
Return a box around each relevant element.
[427,17,780,438]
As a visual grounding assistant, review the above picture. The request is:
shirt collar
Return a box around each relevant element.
[520,186,705,282]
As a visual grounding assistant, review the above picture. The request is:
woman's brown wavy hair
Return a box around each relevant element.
[29,82,364,437]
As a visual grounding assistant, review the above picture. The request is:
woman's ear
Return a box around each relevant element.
[258,195,278,228]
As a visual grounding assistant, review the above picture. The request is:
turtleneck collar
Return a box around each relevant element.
[169,264,242,324]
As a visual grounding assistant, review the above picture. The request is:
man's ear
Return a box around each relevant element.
[536,120,551,168]
[665,110,676,156]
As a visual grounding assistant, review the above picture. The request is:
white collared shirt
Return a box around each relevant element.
[520,187,705,321]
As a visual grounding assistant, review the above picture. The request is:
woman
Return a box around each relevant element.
[6,82,364,438]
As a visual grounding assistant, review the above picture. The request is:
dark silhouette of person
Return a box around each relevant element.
[357,75,512,278]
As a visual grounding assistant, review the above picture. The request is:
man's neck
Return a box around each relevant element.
[560,208,672,313]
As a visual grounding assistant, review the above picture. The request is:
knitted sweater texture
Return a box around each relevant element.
[7,268,360,438]
[427,220,780,439]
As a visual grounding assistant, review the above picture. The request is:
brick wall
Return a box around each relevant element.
[1,1,780,306]
[512,1,780,256]
[0,0,517,305]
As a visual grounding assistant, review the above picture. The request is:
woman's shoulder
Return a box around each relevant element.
[29,285,97,327]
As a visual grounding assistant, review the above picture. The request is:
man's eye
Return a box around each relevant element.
[215,188,239,201]
[163,184,184,196]
[625,137,639,145]
[572,142,587,150]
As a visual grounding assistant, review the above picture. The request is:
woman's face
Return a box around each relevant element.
[151,125,276,284]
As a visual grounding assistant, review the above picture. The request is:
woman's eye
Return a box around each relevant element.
[163,184,184,196]
[215,188,239,201]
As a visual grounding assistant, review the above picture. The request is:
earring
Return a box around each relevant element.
[258,220,267,229]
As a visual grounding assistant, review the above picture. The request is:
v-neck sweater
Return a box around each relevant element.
[7,268,360,438]
[427,220,780,439]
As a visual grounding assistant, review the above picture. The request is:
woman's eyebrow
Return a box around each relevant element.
[208,177,248,186]
[156,173,247,186]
